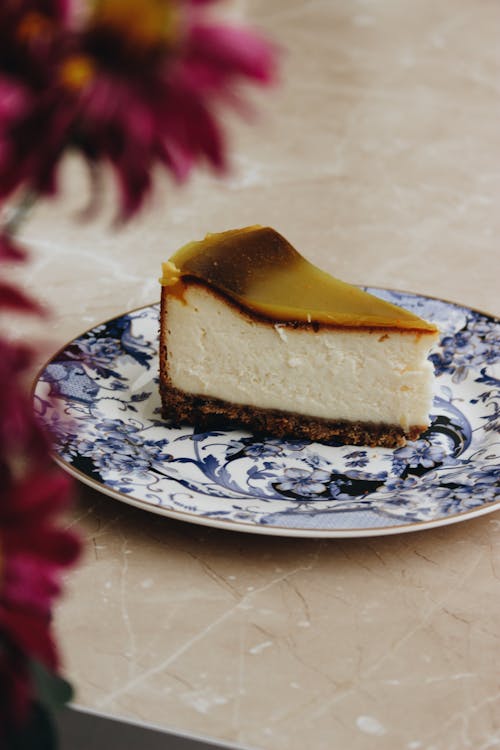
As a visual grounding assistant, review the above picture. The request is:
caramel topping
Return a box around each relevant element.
[160,227,439,332]
[161,260,181,286]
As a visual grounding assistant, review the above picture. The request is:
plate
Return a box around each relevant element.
[34,290,500,538]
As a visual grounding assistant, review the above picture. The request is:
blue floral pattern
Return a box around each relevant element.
[33,290,500,536]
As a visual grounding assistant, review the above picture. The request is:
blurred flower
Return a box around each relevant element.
[0,1,277,738]
[0,0,277,219]
[0,339,80,730]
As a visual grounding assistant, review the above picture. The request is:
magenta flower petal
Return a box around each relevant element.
[187,24,278,85]
[0,79,29,123]
[160,138,195,182]
[0,233,28,262]
[0,281,45,314]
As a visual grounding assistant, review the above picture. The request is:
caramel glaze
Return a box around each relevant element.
[165,279,431,335]
[161,226,439,334]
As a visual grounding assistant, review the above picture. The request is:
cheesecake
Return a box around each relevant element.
[159,227,439,447]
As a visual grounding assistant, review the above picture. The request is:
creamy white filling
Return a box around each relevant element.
[163,287,438,429]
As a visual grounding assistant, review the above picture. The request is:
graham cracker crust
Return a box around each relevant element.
[159,380,425,448]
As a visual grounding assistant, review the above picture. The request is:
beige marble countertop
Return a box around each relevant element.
[14,0,500,747]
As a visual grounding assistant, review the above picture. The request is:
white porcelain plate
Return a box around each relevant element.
[34,290,500,537]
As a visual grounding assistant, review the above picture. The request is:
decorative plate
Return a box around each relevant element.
[34,290,500,538]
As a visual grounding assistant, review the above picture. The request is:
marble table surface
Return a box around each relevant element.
[13,0,500,748]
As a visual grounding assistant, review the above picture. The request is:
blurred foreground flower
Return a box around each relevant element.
[0,0,277,220]
[0,1,277,744]
[1,188,81,740]
[0,335,81,743]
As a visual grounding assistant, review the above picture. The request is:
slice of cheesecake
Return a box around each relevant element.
[159,227,439,447]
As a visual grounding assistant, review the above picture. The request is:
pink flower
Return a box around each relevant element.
[0,0,278,219]
[76,2,276,218]
[0,2,278,728]
[0,338,80,728]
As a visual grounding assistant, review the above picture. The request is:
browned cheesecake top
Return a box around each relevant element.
[160,226,438,332]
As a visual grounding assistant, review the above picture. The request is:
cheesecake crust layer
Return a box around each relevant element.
[159,379,426,448]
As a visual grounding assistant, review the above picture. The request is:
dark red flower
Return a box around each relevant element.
[0,338,80,727]
[1,470,79,649]
[0,0,278,219]
[0,2,277,727]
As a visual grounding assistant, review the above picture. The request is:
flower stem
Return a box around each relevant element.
[2,190,37,239]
